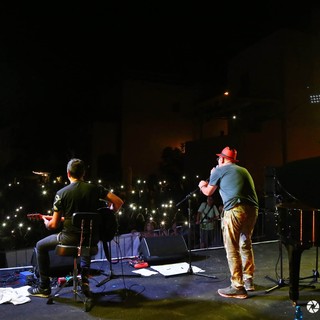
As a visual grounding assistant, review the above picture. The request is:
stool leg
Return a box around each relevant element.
[72,258,79,301]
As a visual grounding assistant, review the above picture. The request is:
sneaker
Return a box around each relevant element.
[28,286,51,298]
[218,285,248,299]
[244,278,255,291]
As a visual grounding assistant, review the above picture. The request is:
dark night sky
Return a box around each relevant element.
[0,2,314,90]
[0,2,316,176]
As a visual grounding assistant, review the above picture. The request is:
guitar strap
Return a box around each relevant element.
[200,204,214,224]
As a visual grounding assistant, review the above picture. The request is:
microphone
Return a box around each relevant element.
[199,178,210,190]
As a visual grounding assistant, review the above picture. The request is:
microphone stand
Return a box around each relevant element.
[96,236,141,288]
[265,238,288,293]
[96,211,141,288]
[172,186,217,279]
[175,190,196,275]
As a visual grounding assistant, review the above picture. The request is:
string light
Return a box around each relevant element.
[0,171,203,250]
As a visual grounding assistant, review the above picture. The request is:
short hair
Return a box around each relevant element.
[67,158,85,179]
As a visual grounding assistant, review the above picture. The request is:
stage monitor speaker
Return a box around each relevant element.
[139,235,188,265]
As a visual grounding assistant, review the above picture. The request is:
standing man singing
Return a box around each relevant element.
[198,146,259,299]
[28,158,124,298]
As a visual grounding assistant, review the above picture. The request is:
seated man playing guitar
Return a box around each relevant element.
[27,158,123,298]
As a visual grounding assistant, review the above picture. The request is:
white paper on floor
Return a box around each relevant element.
[132,268,158,276]
[150,262,205,276]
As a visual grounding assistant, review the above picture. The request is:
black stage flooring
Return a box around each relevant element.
[2,240,320,320]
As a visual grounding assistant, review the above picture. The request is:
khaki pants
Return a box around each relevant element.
[222,204,258,288]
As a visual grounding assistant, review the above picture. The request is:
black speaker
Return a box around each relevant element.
[139,235,188,265]
[31,248,79,277]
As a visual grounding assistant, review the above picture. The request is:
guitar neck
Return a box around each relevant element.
[27,213,44,221]
[27,213,63,222]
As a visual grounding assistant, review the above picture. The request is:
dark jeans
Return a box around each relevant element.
[200,228,214,248]
[35,232,91,288]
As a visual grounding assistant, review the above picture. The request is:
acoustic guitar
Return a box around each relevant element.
[97,207,118,242]
[27,209,117,242]
[27,213,66,222]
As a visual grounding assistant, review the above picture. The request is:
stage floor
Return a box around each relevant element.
[2,240,320,320]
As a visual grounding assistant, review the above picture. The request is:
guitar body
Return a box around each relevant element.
[98,207,118,242]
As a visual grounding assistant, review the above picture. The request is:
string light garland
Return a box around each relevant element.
[0,173,204,250]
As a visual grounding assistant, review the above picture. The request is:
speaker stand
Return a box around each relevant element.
[96,238,141,288]
[170,190,217,279]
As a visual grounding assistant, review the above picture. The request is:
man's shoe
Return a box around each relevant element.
[218,285,248,299]
[28,286,51,298]
[81,282,92,298]
[244,278,255,291]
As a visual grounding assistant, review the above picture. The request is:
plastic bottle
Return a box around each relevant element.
[294,305,303,320]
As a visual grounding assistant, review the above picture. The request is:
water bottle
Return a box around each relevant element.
[294,305,303,319]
